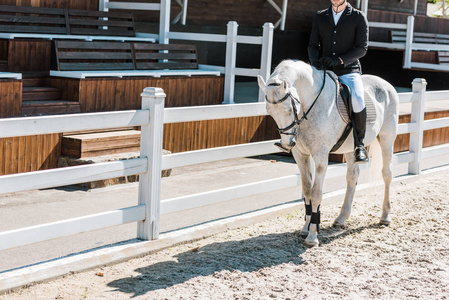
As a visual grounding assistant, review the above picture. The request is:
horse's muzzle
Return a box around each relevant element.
[274,138,296,153]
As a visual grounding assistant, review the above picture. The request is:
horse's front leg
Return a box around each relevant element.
[291,148,313,238]
[333,152,360,227]
[304,151,329,247]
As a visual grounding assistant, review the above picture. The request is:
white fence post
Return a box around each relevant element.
[137,87,166,240]
[404,15,415,69]
[259,22,274,102]
[159,0,171,44]
[408,78,427,175]
[361,0,368,15]
[98,0,109,12]
[223,21,238,104]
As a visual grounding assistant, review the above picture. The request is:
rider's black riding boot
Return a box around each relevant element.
[353,108,368,164]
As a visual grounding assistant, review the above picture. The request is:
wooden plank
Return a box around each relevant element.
[135,52,197,60]
[133,43,197,51]
[69,27,134,37]
[0,5,65,15]
[58,62,134,71]
[135,62,198,70]
[0,15,66,25]
[58,51,133,60]
[55,40,132,50]
[0,24,67,34]
[68,8,133,19]
[69,18,133,28]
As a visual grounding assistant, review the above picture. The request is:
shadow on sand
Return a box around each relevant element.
[107,222,384,297]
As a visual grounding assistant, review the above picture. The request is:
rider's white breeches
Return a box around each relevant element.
[338,73,365,113]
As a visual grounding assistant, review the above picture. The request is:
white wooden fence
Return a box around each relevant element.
[1,81,449,252]
[369,15,449,72]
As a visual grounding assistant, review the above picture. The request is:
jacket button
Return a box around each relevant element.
[333,53,336,55]
[333,41,336,44]
[334,30,337,33]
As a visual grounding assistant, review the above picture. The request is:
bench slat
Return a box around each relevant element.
[0,15,66,25]
[133,43,197,51]
[135,52,197,60]
[70,27,134,37]
[69,18,134,28]
[68,9,133,19]
[0,24,67,34]
[56,41,132,50]
[59,62,134,71]
[59,51,133,60]
[135,62,199,70]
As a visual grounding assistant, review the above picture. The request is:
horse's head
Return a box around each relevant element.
[257,75,301,153]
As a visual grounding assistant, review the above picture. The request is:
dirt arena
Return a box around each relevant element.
[3,167,449,299]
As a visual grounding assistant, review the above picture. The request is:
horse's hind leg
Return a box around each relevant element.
[377,133,394,225]
[333,152,360,227]
[291,148,313,237]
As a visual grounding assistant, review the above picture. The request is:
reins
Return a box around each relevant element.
[266,69,327,135]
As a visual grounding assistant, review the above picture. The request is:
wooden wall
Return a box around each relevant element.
[115,0,427,30]
[0,79,22,118]
[394,110,449,153]
[0,134,61,176]
[74,76,224,112]
[163,116,278,153]
[6,40,52,74]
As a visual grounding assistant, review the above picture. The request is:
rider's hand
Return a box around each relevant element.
[320,56,343,68]
[312,60,324,70]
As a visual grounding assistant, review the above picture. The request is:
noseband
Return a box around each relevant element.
[266,69,327,136]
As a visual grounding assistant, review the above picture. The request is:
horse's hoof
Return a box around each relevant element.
[379,219,391,226]
[300,231,308,238]
[332,221,346,229]
[304,238,319,248]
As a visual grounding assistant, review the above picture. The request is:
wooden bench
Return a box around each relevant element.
[0,5,154,42]
[391,30,449,44]
[51,40,220,78]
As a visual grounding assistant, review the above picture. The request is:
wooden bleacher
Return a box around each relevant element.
[50,40,219,78]
[0,4,224,180]
[0,4,154,42]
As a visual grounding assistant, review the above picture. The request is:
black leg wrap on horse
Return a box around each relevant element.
[307,205,321,233]
[304,202,312,221]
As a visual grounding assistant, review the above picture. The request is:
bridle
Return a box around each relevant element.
[265,69,327,137]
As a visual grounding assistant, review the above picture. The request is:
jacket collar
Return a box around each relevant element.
[325,2,353,27]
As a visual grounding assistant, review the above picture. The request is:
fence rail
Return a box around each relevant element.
[0,81,449,256]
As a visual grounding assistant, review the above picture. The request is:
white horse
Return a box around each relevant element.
[258,60,399,247]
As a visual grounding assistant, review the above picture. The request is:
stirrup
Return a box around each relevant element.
[354,146,369,164]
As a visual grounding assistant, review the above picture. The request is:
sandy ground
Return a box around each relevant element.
[2,167,449,300]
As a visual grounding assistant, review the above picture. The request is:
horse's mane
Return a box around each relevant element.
[268,60,322,88]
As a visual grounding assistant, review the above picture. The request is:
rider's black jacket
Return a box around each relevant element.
[308,3,369,76]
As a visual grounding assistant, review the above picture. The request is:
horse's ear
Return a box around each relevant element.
[257,75,267,93]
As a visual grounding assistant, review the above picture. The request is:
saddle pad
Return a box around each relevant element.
[336,83,377,125]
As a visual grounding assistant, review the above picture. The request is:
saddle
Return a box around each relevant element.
[330,82,353,153]
[327,71,377,153]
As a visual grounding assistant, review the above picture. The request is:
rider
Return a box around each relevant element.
[308,0,369,163]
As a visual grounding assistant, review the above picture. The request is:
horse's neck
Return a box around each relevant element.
[294,69,326,112]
